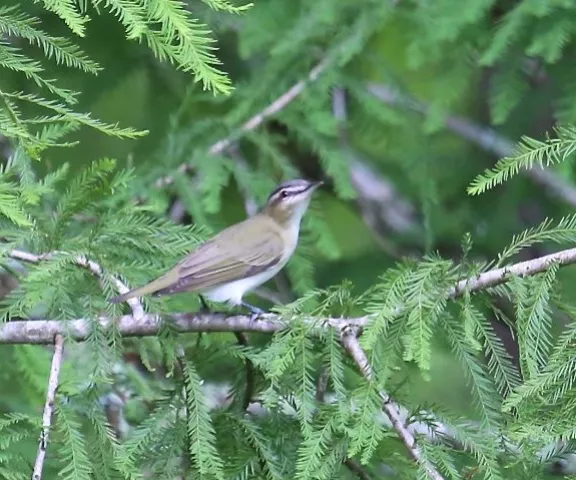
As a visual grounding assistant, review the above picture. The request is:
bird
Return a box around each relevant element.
[109,179,323,315]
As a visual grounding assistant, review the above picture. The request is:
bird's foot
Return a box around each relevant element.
[241,301,266,322]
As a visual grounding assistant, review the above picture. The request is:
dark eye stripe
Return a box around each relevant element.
[275,187,306,199]
[269,185,310,199]
[267,180,315,202]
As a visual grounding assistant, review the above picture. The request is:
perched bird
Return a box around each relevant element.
[109,179,323,314]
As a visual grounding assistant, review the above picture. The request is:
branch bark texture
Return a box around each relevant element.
[3,246,576,344]
[367,82,576,209]
[7,245,576,480]
[155,58,330,189]
[31,334,64,480]
[341,331,444,480]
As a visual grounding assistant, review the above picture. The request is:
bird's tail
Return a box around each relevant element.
[109,276,172,304]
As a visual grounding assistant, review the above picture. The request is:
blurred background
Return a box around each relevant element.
[3,0,576,476]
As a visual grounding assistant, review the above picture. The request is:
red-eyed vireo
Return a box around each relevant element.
[109,179,323,314]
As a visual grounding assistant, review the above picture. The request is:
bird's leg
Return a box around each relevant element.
[198,295,210,313]
[241,301,266,322]
[196,295,211,349]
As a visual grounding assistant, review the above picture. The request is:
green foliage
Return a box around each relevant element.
[468,126,576,195]
[55,403,93,480]
[5,0,576,479]
[497,214,576,266]
[0,413,37,480]
[182,360,225,479]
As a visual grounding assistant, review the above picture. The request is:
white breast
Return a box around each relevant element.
[203,259,288,305]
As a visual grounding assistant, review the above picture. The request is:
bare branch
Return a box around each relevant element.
[227,145,259,217]
[343,459,372,480]
[32,334,65,480]
[3,245,576,344]
[340,330,445,480]
[0,312,284,344]
[450,246,576,296]
[315,367,330,402]
[367,83,576,209]
[331,87,418,258]
[155,59,330,189]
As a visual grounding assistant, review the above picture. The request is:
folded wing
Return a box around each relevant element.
[153,218,284,295]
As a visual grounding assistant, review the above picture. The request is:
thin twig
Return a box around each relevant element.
[367,82,576,209]
[343,459,373,480]
[233,332,256,410]
[8,249,144,319]
[74,255,144,319]
[315,367,330,402]
[340,331,445,480]
[331,87,418,257]
[227,145,259,217]
[4,245,576,344]
[155,59,330,189]
[175,347,192,476]
[313,363,374,480]
[32,334,65,480]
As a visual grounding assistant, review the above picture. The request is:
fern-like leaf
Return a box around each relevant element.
[468,126,576,195]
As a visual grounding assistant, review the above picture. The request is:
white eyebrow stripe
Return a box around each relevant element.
[268,182,312,201]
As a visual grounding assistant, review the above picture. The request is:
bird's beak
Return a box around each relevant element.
[309,180,324,191]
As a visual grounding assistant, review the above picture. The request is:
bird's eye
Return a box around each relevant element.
[280,190,288,198]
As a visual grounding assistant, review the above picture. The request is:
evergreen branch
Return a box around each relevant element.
[2,92,148,139]
[0,311,320,344]
[343,459,372,480]
[4,245,576,344]
[467,127,576,195]
[367,83,576,209]
[0,6,99,73]
[340,329,445,480]
[450,246,576,297]
[31,334,64,480]
[8,249,144,319]
[6,246,576,477]
[154,58,330,188]
[233,331,255,410]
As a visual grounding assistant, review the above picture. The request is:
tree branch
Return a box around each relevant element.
[31,334,65,480]
[340,330,445,480]
[8,249,144,319]
[6,245,576,478]
[366,83,576,209]
[0,312,284,344]
[451,246,576,296]
[155,59,330,189]
[331,87,418,257]
[3,245,576,344]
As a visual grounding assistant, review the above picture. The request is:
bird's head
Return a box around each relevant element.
[264,179,323,226]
